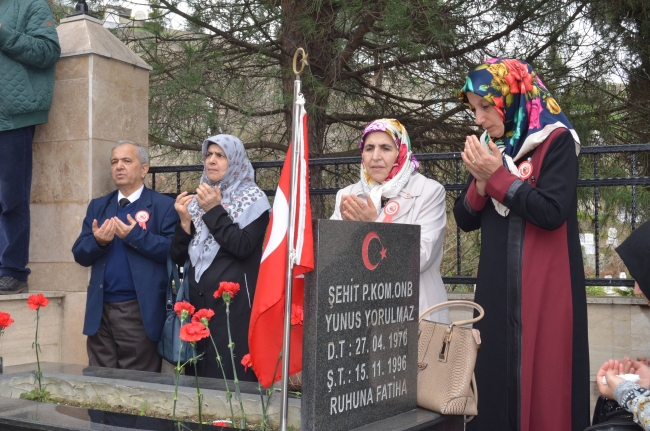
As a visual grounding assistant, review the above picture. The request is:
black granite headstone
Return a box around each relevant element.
[303,220,420,431]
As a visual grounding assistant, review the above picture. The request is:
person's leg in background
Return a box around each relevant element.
[0,126,35,293]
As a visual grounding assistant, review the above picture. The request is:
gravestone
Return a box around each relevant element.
[303,220,420,431]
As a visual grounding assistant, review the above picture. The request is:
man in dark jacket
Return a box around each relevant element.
[72,141,178,371]
[0,0,61,293]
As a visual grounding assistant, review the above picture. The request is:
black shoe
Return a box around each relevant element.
[0,277,28,294]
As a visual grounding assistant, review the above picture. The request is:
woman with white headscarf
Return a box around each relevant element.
[171,134,270,381]
[330,118,449,323]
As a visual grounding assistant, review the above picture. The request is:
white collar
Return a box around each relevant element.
[117,184,144,204]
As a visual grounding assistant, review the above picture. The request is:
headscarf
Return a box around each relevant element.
[359,119,419,211]
[615,221,650,299]
[460,58,581,216]
[188,134,271,282]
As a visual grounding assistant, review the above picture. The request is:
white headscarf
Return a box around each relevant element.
[188,135,271,282]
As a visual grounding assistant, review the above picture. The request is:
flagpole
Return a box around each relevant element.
[280,48,308,431]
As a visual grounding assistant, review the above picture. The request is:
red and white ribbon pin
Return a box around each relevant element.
[135,210,150,230]
[382,201,400,223]
[518,160,533,180]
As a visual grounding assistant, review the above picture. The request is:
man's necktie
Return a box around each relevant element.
[119,198,130,208]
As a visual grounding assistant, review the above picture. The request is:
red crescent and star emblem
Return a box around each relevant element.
[361,231,387,271]
[135,210,150,230]
[518,160,533,180]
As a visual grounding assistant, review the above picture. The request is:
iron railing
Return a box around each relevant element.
[149,144,650,289]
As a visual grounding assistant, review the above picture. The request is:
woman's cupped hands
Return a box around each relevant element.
[341,194,377,222]
[175,192,194,234]
[597,357,650,399]
[175,185,222,234]
[196,183,222,213]
[461,135,503,196]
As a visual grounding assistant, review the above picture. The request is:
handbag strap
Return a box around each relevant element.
[464,373,478,423]
[175,260,190,303]
[418,300,485,327]
[165,254,177,310]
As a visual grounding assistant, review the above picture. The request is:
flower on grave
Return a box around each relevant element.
[179,321,210,343]
[174,301,195,320]
[214,281,240,304]
[192,308,215,328]
[27,294,49,310]
[291,304,304,326]
[214,420,231,427]
[27,294,48,400]
[241,353,253,373]
[0,312,14,336]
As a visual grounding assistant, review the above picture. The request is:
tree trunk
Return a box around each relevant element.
[281,0,336,218]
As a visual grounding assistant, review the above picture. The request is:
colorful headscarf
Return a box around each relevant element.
[460,58,581,216]
[188,134,271,282]
[358,119,419,211]
[460,58,580,163]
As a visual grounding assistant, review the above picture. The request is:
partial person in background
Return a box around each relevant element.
[453,58,589,431]
[0,0,60,294]
[170,135,270,381]
[330,118,449,323]
[597,221,650,430]
[72,141,177,372]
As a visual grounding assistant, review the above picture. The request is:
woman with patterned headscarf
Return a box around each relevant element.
[171,134,270,381]
[453,59,589,430]
[330,118,449,323]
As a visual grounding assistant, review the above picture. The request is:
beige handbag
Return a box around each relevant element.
[417,300,484,420]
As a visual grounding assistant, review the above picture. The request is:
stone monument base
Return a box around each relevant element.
[0,363,462,430]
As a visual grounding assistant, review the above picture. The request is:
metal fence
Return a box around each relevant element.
[149,144,650,289]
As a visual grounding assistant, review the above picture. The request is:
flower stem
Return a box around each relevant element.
[258,381,268,431]
[265,351,283,420]
[172,315,185,420]
[34,308,42,396]
[209,334,235,424]
[192,348,203,424]
[225,302,246,428]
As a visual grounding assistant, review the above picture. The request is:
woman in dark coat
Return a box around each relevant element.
[453,58,590,431]
[171,134,270,381]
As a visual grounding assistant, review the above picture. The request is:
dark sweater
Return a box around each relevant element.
[103,203,138,303]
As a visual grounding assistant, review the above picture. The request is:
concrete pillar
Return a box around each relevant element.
[26,14,151,365]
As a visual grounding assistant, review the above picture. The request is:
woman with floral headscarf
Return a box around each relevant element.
[170,134,270,381]
[453,59,589,430]
[331,119,449,323]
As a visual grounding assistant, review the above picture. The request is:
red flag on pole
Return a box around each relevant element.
[249,96,313,388]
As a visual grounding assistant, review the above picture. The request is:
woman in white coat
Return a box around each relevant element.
[330,118,449,323]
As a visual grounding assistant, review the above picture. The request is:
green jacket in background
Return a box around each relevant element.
[0,0,60,132]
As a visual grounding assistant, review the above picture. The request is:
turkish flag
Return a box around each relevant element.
[248,99,313,388]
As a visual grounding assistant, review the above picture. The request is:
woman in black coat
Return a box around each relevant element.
[171,134,270,381]
[453,58,589,431]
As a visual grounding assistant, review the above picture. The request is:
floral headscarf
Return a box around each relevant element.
[460,58,581,216]
[460,58,580,163]
[188,134,271,282]
[359,119,419,211]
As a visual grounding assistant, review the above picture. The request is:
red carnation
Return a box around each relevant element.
[214,281,240,303]
[192,308,215,327]
[27,294,49,310]
[291,304,304,326]
[179,321,210,343]
[241,353,253,372]
[174,301,195,318]
[0,312,14,331]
